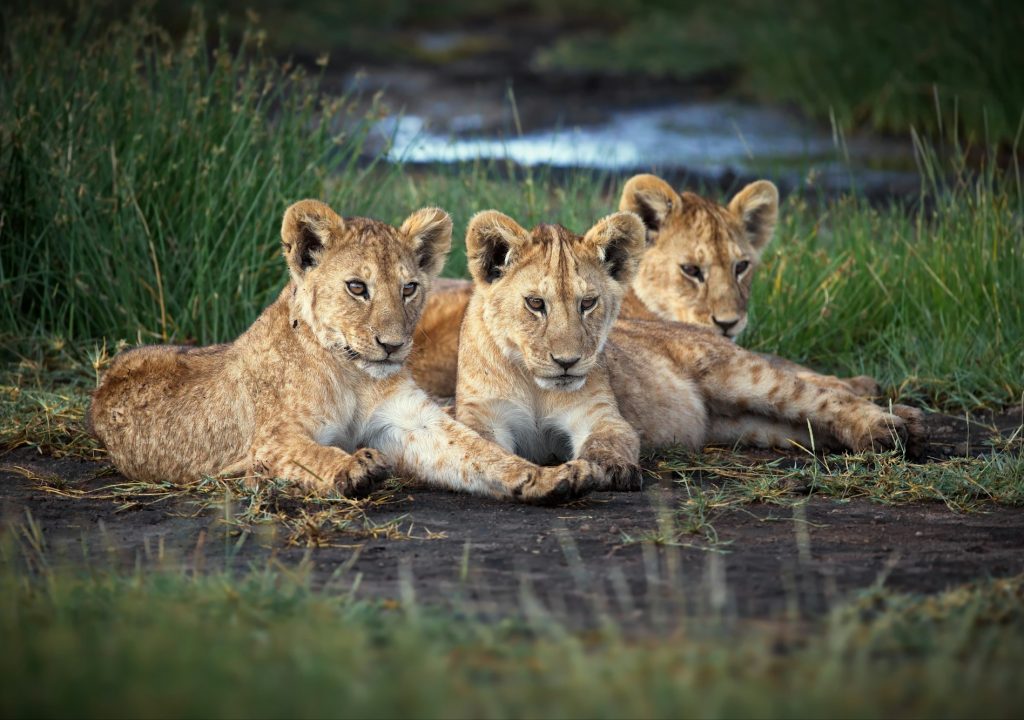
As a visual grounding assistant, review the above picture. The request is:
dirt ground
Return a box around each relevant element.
[2,408,1022,628]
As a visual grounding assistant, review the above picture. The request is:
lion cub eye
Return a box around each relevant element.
[402,282,418,298]
[580,297,598,312]
[525,296,546,313]
[681,264,704,282]
[346,280,368,298]
[735,260,750,276]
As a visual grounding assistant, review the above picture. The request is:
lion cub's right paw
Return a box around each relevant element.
[335,448,392,497]
[515,460,597,505]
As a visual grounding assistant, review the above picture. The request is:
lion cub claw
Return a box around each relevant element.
[335,448,391,497]
[517,460,597,505]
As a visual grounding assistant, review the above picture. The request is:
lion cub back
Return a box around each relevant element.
[90,342,252,483]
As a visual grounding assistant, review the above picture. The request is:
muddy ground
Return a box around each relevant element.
[2,408,1022,628]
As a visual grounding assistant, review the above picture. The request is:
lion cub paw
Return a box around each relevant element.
[846,408,913,453]
[890,404,928,456]
[595,461,645,491]
[335,448,391,497]
[516,460,597,505]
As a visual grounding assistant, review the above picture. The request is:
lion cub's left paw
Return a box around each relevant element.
[600,462,645,491]
[890,404,928,457]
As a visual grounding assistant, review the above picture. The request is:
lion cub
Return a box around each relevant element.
[89,200,594,503]
[619,173,880,397]
[455,211,648,489]
[455,211,924,471]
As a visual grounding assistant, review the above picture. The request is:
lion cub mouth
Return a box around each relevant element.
[359,358,404,379]
[341,345,405,379]
[535,373,586,392]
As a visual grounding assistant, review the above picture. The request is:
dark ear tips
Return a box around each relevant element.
[633,195,663,232]
[400,207,453,279]
[728,180,779,253]
[585,211,645,285]
[619,174,678,245]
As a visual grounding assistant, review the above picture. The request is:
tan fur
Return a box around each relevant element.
[454,211,926,466]
[455,211,647,489]
[89,200,596,504]
[619,174,881,397]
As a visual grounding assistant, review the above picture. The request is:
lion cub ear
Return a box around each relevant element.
[400,207,453,278]
[583,211,646,286]
[619,174,679,245]
[281,199,344,277]
[728,180,779,255]
[465,210,531,284]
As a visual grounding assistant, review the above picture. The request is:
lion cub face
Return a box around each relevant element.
[620,175,779,339]
[281,200,452,378]
[465,211,645,392]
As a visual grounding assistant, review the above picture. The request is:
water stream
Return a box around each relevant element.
[371,99,919,194]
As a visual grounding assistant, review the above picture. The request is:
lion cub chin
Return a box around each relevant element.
[455,210,650,492]
[88,200,596,504]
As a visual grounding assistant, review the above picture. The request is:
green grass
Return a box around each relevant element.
[1,542,1022,719]
[745,167,1024,409]
[3,6,1022,412]
[0,5,375,344]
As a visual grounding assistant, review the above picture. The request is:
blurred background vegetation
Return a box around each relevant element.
[39,0,1024,146]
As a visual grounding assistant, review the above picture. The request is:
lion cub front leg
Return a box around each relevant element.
[369,387,597,504]
[573,407,644,491]
[249,429,391,496]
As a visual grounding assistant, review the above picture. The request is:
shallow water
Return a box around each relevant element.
[373,100,918,194]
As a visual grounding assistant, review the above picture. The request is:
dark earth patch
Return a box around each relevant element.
[2,408,1021,630]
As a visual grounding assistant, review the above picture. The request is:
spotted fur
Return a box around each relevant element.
[454,211,926,465]
[619,174,881,396]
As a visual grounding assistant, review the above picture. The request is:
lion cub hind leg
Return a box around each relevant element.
[761,353,882,398]
[705,415,816,451]
[249,430,391,497]
[705,352,920,454]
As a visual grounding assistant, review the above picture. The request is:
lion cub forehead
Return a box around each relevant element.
[323,218,417,278]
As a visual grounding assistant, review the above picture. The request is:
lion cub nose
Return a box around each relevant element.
[713,317,739,335]
[551,355,581,371]
[375,336,405,356]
